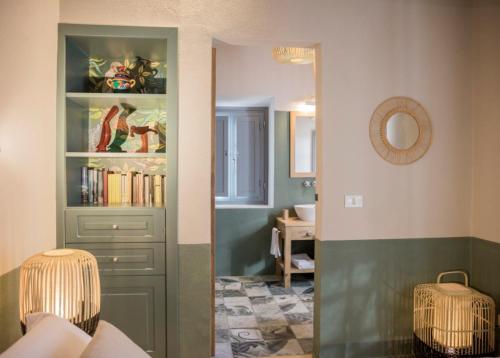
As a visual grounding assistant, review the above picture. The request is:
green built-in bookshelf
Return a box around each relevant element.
[57,24,178,358]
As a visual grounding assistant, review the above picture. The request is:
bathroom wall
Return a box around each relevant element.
[216,111,315,276]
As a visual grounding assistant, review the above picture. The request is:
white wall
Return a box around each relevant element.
[215,43,314,111]
[471,1,500,243]
[0,0,479,275]
[0,0,59,275]
[60,0,474,246]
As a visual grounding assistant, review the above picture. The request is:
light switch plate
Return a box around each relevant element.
[345,194,363,208]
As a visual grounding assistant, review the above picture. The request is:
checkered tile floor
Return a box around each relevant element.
[215,275,314,358]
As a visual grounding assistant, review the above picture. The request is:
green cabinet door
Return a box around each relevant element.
[100,275,166,357]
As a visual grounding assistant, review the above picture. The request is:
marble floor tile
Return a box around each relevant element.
[260,325,295,341]
[255,312,288,327]
[265,339,304,356]
[249,296,274,306]
[266,283,295,296]
[228,315,258,329]
[251,303,283,315]
[245,286,272,297]
[274,295,309,314]
[216,275,315,358]
[284,312,313,325]
[290,324,313,339]
[225,298,254,316]
[298,338,313,353]
[216,313,229,329]
[299,293,314,303]
[231,341,270,358]
[292,286,314,295]
[217,329,231,343]
[215,342,234,358]
[230,328,263,342]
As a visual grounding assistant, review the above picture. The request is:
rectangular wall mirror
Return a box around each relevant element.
[290,111,316,178]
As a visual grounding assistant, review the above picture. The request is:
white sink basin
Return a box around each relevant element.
[294,204,315,222]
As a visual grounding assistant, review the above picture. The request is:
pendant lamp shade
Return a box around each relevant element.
[272,47,314,64]
[19,249,100,335]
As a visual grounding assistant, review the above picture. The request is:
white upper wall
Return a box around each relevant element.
[215,43,314,111]
[0,0,59,275]
[1,0,483,275]
[471,1,500,243]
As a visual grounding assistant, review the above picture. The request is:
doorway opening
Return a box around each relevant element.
[211,42,319,358]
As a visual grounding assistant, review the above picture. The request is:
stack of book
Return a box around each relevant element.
[81,166,166,206]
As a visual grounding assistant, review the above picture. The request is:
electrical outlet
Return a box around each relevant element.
[345,194,363,208]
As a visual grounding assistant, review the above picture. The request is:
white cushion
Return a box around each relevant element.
[80,321,149,358]
[1,313,91,358]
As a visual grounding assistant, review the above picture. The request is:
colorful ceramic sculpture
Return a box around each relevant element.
[106,66,136,93]
[96,105,119,152]
[155,122,166,153]
[107,103,137,152]
[130,126,158,153]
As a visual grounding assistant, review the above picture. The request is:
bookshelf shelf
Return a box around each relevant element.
[66,152,166,158]
[66,93,167,110]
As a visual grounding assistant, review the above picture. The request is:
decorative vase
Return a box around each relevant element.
[107,103,137,152]
[106,66,136,93]
[129,56,159,94]
[96,105,119,152]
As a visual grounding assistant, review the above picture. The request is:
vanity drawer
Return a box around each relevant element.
[66,243,165,276]
[288,226,315,240]
[65,208,165,243]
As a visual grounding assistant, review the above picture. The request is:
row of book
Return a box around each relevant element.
[81,167,166,206]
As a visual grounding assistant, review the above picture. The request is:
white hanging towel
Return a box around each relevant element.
[270,228,281,258]
[291,253,315,270]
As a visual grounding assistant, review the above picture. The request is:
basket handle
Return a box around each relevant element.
[437,270,469,287]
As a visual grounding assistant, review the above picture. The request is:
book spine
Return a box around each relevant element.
[162,175,166,206]
[98,169,104,205]
[88,168,94,204]
[154,175,162,206]
[92,169,98,205]
[138,173,144,205]
[144,175,150,206]
[81,166,89,204]
[132,173,139,205]
[103,169,108,205]
[121,174,126,205]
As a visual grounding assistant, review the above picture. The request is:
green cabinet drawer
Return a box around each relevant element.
[66,243,165,276]
[65,208,165,243]
[100,276,165,358]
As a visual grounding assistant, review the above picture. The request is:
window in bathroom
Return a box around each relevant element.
[216,107,268,205]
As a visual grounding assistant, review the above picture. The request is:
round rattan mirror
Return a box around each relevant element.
[369,97,432,165]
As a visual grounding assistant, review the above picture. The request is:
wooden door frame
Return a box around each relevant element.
[210,47,216,356]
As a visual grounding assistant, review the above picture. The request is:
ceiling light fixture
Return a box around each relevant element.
[272,47,314,65]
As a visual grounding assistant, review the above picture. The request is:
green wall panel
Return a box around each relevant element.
[178,244,211,358]
[0,268,21,352]
[216,111,315,276]
[314,238,471,358]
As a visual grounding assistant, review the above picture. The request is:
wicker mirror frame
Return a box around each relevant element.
[369,96,432,165]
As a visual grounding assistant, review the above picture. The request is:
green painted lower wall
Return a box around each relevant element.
[178,244,211,358]
[314,237,472,358]
[216,111,315,276]
[0,268,21,352]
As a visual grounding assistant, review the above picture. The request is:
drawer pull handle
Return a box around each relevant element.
[305,232,313,237]
[112,224,119,230]
[112,257,119,263]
